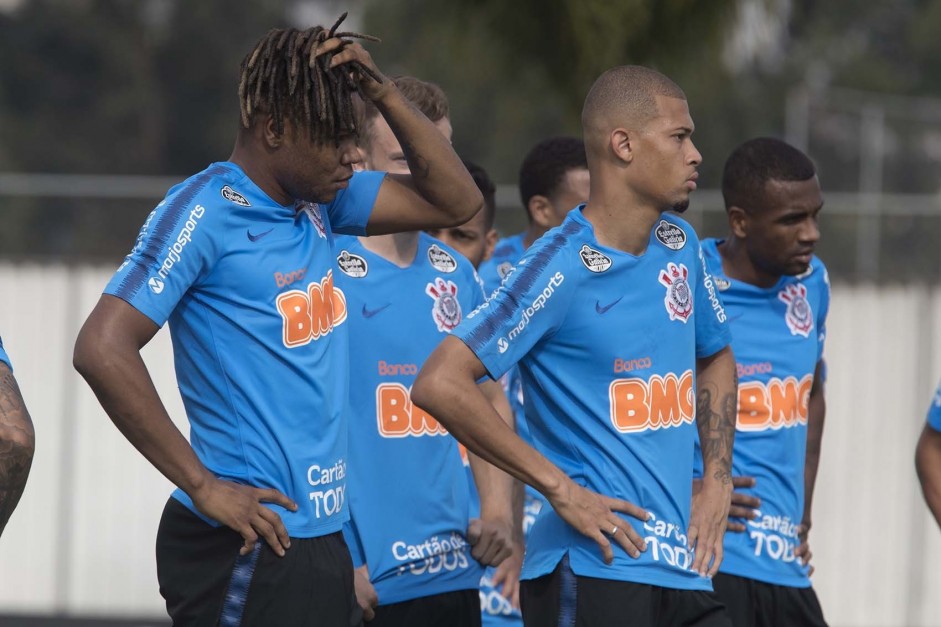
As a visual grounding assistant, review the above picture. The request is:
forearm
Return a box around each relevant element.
[802,385,826,524]
[471,380,516,522]
[916,426,941,529]
[372,88,481,222]
[0,363,34,534]
[74,327,212,498]
[696,346,737,485]
[413,354,567,502]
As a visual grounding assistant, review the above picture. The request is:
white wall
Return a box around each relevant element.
[0,265,938,626]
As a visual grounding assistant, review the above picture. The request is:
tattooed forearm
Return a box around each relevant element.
[696,384,736,486]
[0,365,34,536]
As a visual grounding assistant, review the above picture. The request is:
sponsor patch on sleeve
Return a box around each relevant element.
[221,185,251,207]
[579,245,612,273]
[654,219,687,250]
[428,244,458,273]
[337,250,368,278]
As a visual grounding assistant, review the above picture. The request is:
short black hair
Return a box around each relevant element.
[518,137,587,218]
[722,138,817,212]
[463,159,496,230]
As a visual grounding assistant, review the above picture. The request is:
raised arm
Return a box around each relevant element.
[73,295,296,555]
[412,335,648,564]
[689,345,737,577]
[0,361,34,536]
[326,42,482,233]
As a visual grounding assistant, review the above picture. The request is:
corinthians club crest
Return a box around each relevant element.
[778,283,814,337]
[425,277,462,332]
[659,262,693,323]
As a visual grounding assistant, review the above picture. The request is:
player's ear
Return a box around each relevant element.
[262,114,284,149]
[528,195,555,229]
[483,228,499,262]
[728,206,748,239]
[610,128,633,164]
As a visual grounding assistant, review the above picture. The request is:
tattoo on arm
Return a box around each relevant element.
[696,383,736,486]
[0,366,35,536]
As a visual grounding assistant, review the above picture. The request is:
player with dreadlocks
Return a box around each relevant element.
[73,16,482,626]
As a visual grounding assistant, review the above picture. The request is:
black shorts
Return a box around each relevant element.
[156,497,361,627]
[369,589,481,627]
[711,573,828,627]
[520,554,731,627]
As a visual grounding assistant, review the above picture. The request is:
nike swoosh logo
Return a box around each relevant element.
[247,228,274,242]
[362,303,391,318]
[595,297,623,314]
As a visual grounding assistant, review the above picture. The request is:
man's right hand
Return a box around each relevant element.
[354,565,379,622]
[547,479,648,564]
[191,478,297,556]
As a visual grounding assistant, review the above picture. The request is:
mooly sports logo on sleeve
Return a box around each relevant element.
[659,262,692,323]
[778,283,813,337]
[425,278,462,332]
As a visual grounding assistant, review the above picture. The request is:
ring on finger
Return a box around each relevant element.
[610,525,619,535]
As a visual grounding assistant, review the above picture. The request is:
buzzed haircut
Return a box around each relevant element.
[359,76,449,146]
[722,138,817,212]
[238,16,380,144]
[463,159,496,230]
[518,137,588,218]
[581,65,686,138]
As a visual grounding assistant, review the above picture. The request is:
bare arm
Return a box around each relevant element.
[326,42,482,232]
[463,379,516,567]
[412,336,648,564]
[0,361,34,536]
[689,345,737,577]
[802,361,826,531]
[73,295,296,554]
[916,424,941,529]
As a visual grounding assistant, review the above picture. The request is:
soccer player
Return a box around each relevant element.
[428,161,527,625]
[915,380,941,529]
[477,137,589,293]
[337,76,514,627]
[413,65,737,626]
[72,23,482,626]
[701,137,829,627]
[0,336,35,537]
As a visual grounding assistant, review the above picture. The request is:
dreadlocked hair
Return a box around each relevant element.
[238,13,382,144]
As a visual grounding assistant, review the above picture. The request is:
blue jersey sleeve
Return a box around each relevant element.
[342,519,367,568]
[928,379,941,433]
[0,336,10,370]
[694,244,732,358]
[326,170,384,236]
[816,265,831,363]
[104,196,228,327]
[454,245,574,381]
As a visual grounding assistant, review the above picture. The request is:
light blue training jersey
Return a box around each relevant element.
[455,207,731,591]
[927,379,941,433]
[698,238,830,587]
[105,162,383,538]
[336,233,487,605]
[0,336,10,369]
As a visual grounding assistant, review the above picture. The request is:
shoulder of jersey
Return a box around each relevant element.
[794,255,830,288]
[335,236,369,279]
[420,233,465,275]
[651,215,697,253]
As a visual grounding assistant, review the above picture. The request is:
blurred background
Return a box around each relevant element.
[0,0,940,625]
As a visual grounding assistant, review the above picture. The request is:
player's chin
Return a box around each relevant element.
[669,198,690,214]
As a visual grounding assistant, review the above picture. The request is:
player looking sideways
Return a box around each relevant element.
[699,137,829,627]
[0,336,35,538]
[412,65,737,627]
[916,380,941,530]
[477,137,589,292]
[72,18,481,626]
[337,76,514,626]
